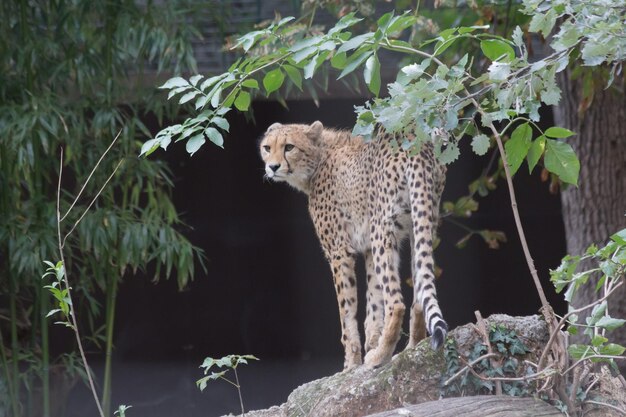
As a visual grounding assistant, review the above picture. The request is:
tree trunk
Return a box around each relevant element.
[553,69,626,364]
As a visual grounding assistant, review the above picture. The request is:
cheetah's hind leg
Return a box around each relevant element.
[364,250,383,353]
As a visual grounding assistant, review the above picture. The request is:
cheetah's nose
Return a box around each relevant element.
[269,164,280,173]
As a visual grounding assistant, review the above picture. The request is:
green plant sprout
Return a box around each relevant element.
[114,405,132,417]
[41,261,73,329]
[197,354,259,416]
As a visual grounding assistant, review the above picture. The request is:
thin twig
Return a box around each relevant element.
[562,355,626,376]
[61,159,123,248]
[56,148,105,417]
[584,375,600,398]
[461,355,556,383]
[233,368,246,417]
[475,311,502,395]
[583,400,626,415]
[60,130,122,222]
[442,352,499,386]
[478,107,550,311]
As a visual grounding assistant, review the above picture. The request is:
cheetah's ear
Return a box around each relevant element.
[306,121,323,140]
[266,122,282,132]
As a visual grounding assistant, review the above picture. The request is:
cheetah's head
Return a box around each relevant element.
[259,121,323,194]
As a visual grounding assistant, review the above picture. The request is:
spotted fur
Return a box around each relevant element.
[259,121,447,369]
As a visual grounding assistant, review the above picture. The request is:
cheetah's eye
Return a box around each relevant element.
[284,144,295,152]
[263,145,270,152]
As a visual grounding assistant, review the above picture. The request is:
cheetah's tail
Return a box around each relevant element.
[430,320,448,350]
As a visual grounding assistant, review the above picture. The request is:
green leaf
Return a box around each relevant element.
[589,302,608,326]
[186,134,206,156]
[386,14,416,36]
[212,116,229,132]
[480,39,515,62]
[292,46,318,64]
[304,54,318,80]
[46,309,62,318]
[195,94,210,110]
[200,74,226,91]
[544,139,580,185]
[140,138,160,157]
[263,69,285,94]
[488,61,511,82]
[434,37,458,56]
[205,127,224,148]
[598,343,626,356]
[610,229,626,245]
[159,77,188,89]
[363,54,381,96]
[328,12,362,35]
[512,26,524,47]
[438,143,460,164]
[545,127,575,138]
[289,35,322,53]
[596,316,626,331]
[338,51,373,79]
[337,33,373,54]
[505,123,533,175]
[330,52,348,69]
[527,135,546,173]
[471,134,490,156]
[168,86,191,100]
[241,79,259,89]
[591,335,608,347]
[581,41,610,66]
[568,344,593,360]
[179,90,200,104]
[283,65,302,90]
[529,9,557,37]
[189,74,204,86]
[210,87,222,108]
[234,91,251,111]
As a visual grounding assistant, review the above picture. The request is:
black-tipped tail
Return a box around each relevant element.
[430,321,448,350]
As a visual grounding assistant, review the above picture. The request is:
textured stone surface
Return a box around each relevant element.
[364,395,564,417]
[226,314,550,417]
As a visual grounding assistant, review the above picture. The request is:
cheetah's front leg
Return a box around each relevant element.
[330,252,362,370]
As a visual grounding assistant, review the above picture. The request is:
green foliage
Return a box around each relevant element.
[41,261,72,328]
[197,354,260,392]
[551,228,626,369]
[523,0,626,69]
[0,0,208,415]
[140,0,626,192]
[442,325,531,397]
[197,354,259,416]
[114,405,132,417]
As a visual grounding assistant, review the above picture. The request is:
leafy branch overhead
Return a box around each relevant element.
[144,0,624,188]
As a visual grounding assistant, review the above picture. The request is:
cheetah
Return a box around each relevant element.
[259,120,447,369]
